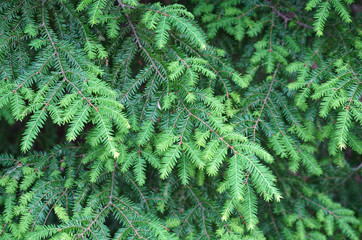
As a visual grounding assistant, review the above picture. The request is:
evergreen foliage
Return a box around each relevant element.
[0,0,360,239]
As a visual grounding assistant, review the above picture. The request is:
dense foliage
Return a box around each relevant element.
[0,0,361,239]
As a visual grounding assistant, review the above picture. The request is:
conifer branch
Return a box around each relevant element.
[0,0,360,239]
